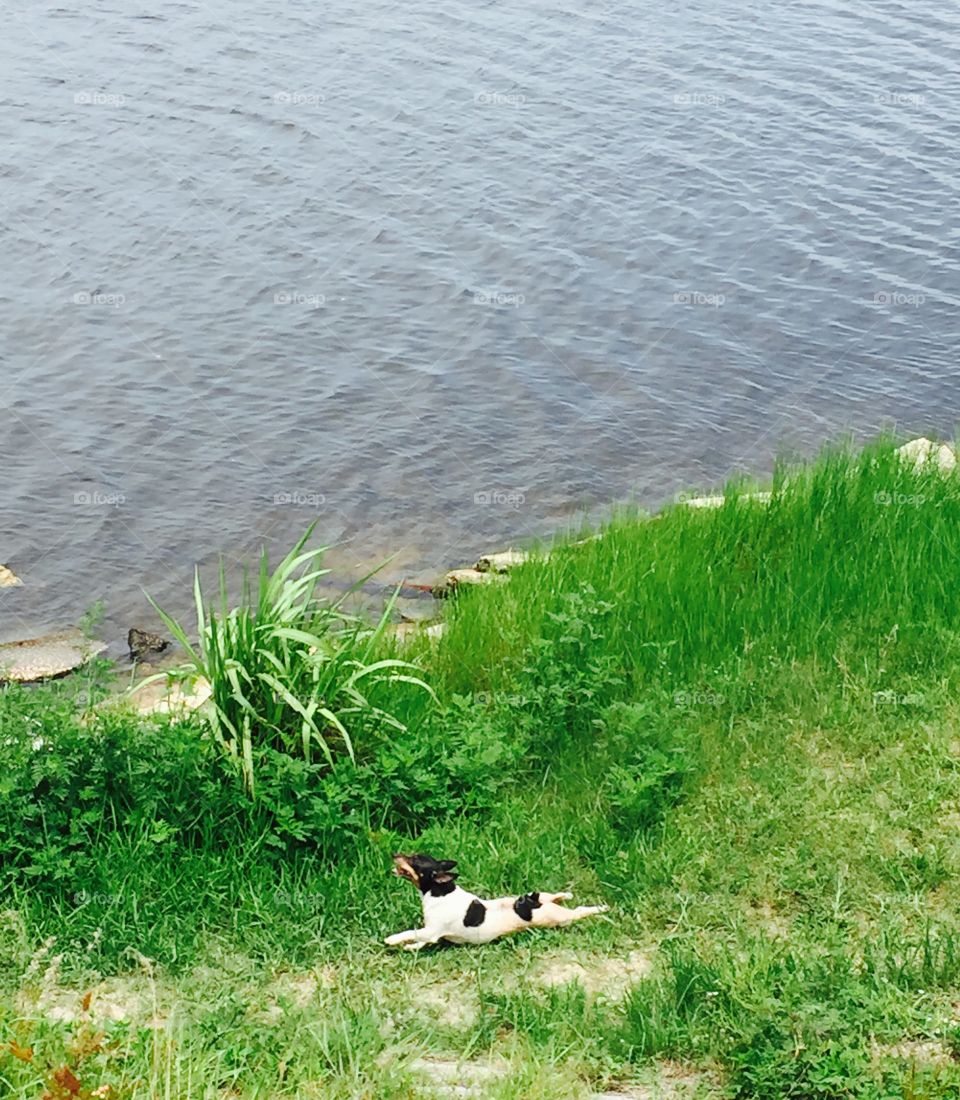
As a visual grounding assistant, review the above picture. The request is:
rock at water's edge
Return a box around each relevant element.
[896,436,957,474]
[432,568,508,598]
[393,620,446,645]
[127,675,212,717]
[475,549,530,573]
[128,627,170,661]
[0,564,22,588]
[682,491,772,509]
[0,630,107,682]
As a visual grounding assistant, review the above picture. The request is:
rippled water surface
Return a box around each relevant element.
[2,0,959,643]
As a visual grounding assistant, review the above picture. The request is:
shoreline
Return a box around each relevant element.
[0,435,956,697]
[2,434,954,664]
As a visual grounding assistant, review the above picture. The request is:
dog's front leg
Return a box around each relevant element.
[386,927,444,950]
[402,934,441,952]
[385,928,421,947]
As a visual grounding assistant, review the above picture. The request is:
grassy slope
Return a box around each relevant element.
[3,439,960,1098]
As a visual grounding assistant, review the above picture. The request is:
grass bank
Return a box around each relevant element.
[2,438,960,1098]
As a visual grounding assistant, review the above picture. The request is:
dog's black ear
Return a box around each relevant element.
[438,859,458,871]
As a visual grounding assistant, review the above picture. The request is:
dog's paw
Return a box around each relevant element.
[402,941,427,952]
[385,932,411,946]
[553,892,574,902]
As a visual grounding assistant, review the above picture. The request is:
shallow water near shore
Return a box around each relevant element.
[1,0,959,647]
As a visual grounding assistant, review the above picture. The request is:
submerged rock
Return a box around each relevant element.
[896,436,957,473]
[0,630,107,683]
[393,596,439,622]
[475,549,530,573]
[127,627,170,661]
[392,620,446,645]
[681,491,772,509]
[432,568,508,598]
[0,564,22,587]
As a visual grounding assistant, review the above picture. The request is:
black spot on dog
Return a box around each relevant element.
[513,892,542,922]
[463,899,486,927]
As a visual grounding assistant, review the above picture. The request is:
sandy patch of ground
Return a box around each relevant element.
[593,1060,724,1099]
[410,1055,510,1098]
[391,950,659,1034]
[252,966,340,1024]
[534,949,655,998]
[25,977,163,1028]
[746,899,792,939]
[873,1039,956,1067]
[413,980,479,1028]
[267,966,336,1005]
[409,1056,720,1099]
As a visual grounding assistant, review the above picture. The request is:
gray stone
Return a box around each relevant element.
[393,597,439,622]
[681,491,771,509]
[125,675,212,717]
[0,630,107,682]
[392,620,446,645]
[0,564,22,588]
[896,436,957,473]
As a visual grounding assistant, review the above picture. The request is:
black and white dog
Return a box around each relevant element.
[385,854,607,950]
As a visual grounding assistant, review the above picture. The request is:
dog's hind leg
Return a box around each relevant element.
[530,901,608,928]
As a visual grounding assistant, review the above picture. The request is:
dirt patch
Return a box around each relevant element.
[409,1056,719,1099]
[27,978,163,1028]
[268,966,336,1006]
[252,967,340,1024]
[410,1055,509,1098]
[592,1060,723,1098]
[746,899,792,940]
[413,980,479,1028]
[873,1039,956,1067]
[535,949,655,998]
[657,1060,724,1097]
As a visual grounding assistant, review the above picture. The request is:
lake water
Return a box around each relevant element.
[2,0,959,648]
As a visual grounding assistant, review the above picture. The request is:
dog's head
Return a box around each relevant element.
[393,853,458,894]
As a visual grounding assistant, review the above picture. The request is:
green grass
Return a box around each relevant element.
[3,437,960,1097]
[146,524,433,795]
